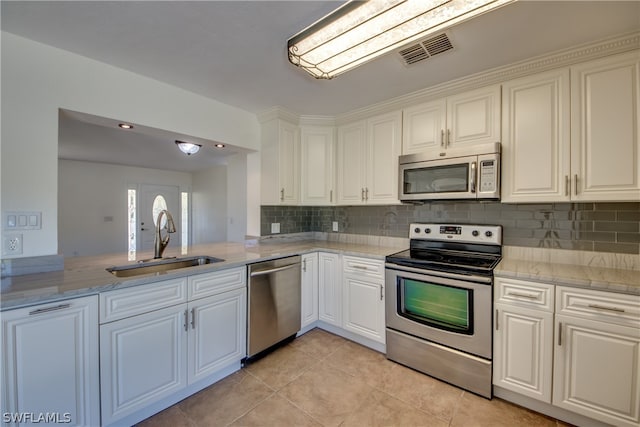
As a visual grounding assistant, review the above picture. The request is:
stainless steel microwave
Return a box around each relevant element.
[399,142,501,201]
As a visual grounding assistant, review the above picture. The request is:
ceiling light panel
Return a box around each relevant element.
[288,0,516,79]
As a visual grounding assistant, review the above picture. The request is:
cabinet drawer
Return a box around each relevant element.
[188,267,246,300]
[343,256,384,278]
[100,278,187,323]
[556,286,640,328]
[495,277,554,311]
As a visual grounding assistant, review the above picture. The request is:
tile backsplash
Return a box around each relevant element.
[261,202,640,254]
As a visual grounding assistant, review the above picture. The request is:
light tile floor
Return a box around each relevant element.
[138,329,571,427]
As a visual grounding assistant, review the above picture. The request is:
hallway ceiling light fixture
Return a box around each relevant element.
[175,140,202,155]
[287,0,516,79]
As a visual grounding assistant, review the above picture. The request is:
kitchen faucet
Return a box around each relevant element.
[154,209,176,259]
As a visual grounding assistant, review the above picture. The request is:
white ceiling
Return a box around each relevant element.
[3,1,640,171]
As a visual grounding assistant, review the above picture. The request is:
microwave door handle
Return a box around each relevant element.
[470,161,477,193]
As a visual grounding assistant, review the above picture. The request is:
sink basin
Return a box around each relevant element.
[106,256,224,278]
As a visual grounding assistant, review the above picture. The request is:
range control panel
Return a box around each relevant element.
[409,223,502,245]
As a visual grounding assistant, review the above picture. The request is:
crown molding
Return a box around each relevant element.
[257,31,639,127]
[256,106,299,124]
[337,31,639,124]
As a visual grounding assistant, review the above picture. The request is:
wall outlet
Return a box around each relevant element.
[3,234,23,256]
[271,223,280,234]
[332,221,339,232]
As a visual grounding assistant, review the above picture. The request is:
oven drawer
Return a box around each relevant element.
[495,277,554,312]
[343,256,384,279]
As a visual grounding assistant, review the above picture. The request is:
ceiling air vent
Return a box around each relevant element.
[398,33,454,66]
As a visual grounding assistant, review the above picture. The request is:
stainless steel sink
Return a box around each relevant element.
[106,256,224,278]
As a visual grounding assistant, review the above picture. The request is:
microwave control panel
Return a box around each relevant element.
[479,160,496,192]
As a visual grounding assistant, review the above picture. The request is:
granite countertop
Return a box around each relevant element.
[3,238,639,311]
[495,248,640,296]
[0,239,405,310]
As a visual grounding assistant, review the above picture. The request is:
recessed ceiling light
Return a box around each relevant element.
[214,143,225,148]
[118,123,133,129]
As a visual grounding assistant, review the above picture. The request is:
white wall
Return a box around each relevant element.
[58,160,193,257]
[226,153,248,242]
[192,166,227,245]
[1,32,260,258]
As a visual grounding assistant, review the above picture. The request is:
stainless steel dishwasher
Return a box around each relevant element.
[247,255,301,360]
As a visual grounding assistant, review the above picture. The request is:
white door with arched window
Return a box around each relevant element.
[139,184,181,253]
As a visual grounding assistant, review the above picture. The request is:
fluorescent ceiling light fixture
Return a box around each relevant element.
[288,0,516,79]
[175,140,202,155]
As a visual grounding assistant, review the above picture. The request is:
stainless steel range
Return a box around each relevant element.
[385,223,502,398]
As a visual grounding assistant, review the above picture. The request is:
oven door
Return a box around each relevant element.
[385,264,492,359]
[399,156,477,201]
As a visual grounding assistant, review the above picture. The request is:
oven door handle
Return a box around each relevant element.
[385,263,493,284]
[470,161,477,193]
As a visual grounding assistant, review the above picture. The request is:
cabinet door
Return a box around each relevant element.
[571,52,640,201]
[447,84,501,148]
[2,296,99,427]
[402,99,447,154]
[342,274,385,344]
[501,69,571,202]
[301,126,335,205]
[493,303,553,403]
[301,252,319,328]
[318,252,342,326]
[100,304,188,426]
[279,121,300,204]
[336,121,366,205]
[188,288,246,384]
[366,111,402,204]
[553,314,640,427]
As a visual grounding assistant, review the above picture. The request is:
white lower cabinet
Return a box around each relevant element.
[493,277,554,403]
[553,287,640,427]
[318,252,342,326]
[100,303,188,426]
[2,295,100,427]
[301,252,319,329]
[342,256,385,344]
[494,278,640,427]
[100,267,246,426]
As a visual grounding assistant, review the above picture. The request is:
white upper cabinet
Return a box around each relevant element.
[570,51,640,201]
[300,126,335,205]
[502,51,640,203]
[501,68,571,202]
[337,111,402,205]
[402,85,501,155]
[261,118,300,205]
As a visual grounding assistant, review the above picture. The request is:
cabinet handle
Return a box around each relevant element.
[191,308,196,329]
[495,309,499,331]
[280,188,285,202]
[588,304,625,313]
[557,322,562,346]
[184,309,189,332]
[447,129,451,147]
[352,265,369,270]
[380,285,383,301]
[365,187,369,200]
[440,129,445,147]
[574,174,578,196]
[29,303,71,316]
[565,175,570,196]
[361,188,365,201]
[330,190,333,203]
[506,291,538,300]
[303,258,307,272]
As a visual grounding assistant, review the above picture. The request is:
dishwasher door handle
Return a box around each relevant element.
[250,263,299,277]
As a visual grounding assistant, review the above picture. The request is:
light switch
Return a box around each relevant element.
[18,215,27,227]
[271,223,280,234]
[2,211,42,230]
[29,215,38,227]
[332,221,339,232]
[7,215,16,228]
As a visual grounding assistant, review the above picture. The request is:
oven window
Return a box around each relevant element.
[403,164,469,194]
[399,278,473,334]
